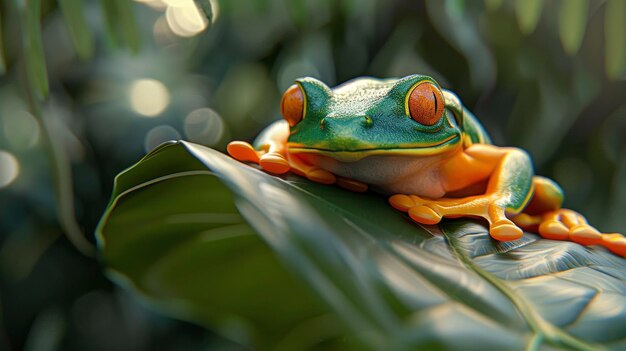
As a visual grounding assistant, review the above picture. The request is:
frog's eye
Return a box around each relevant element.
[281,84,305,127]
[407,82,445,126]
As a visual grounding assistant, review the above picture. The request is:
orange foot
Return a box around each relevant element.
[227,140,368,192]
[389,193,524,242]
[513,209,626,257]
[227,141,290,174]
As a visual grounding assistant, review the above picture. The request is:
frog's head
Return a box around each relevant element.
[281,75,465,162]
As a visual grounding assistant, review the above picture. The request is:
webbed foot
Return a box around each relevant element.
[227,140,368,191]
[227,141,290,174]
[389,194,524,241]
[513,209,626,256]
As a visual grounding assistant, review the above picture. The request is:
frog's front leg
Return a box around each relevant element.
[390,144,533,241]
[227,121,329,181]
[227,121,368,191]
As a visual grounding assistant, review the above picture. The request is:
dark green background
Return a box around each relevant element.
[0,0,624,350]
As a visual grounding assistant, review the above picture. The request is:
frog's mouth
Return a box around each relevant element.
[287,134,461,162]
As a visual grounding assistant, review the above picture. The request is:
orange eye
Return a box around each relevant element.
[407,82,445,126]
[280,84,304,127]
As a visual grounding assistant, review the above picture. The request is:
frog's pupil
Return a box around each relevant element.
[408,82,443,126]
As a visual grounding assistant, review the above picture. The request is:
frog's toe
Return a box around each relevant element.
[227,141,260,163]
[259,152,290,174]
[511,213,541,232]
[306,168,336,185]
[336,177,368,192]
[388,194,441,224]
[490,219,523,241]
[389,194,416,212]
[535,209,626,257]
[602,234,626,256]
[546,209,606,246]
[408,205,442,225]
[537,209,582,241]
[538,219,570,240]
[569,225,602,246]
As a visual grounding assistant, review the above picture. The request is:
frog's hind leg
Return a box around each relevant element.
[515,209,626,256]
[512,176,626,256]
[390,145,533,241]
[227,121,291,174]
[511,176,563,232]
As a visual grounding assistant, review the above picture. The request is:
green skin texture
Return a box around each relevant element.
[267,75,558,215]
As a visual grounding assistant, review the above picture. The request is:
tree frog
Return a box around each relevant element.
[227,75,625,257]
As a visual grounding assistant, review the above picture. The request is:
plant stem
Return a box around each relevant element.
[12,0,95,256]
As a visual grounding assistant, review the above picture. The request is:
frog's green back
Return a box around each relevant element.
[462,107,492,145]
[442,89,491,146]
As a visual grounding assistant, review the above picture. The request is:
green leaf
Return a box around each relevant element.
[484,0,503,12]
[96,142,353,349]
[58,0,94,60]
[100,0,140,52]
[23,0,49,99]
[0,11,6,75]
[605,0,626,79]
[444,0,465,19]
[98,141,626,350]
[559,0,588,55]
[515,0,543,35]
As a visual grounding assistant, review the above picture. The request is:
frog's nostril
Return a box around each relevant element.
[321,115,371,131]
[361,115,373,128]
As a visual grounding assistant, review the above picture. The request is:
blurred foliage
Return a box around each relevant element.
[0,0,625,350]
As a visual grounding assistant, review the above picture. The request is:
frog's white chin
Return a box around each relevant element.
[296,153,449,198]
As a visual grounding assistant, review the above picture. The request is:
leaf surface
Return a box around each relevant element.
[98,141,626,350]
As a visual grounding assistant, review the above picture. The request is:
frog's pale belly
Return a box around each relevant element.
[296,153,448,198]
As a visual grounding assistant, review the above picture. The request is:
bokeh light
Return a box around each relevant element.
[144,125,181,152]
[0,151,20,189]
[2,110,40,149]
[183,108,225,146]
[164,0,208,37]
[129,79,171,117]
